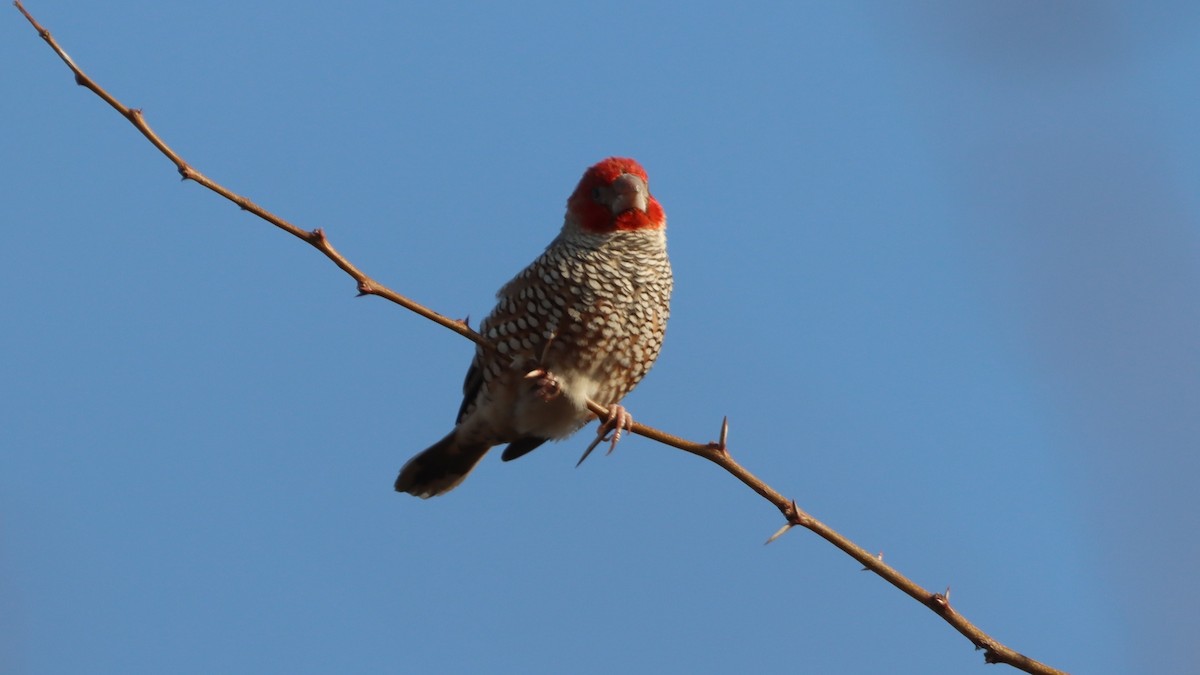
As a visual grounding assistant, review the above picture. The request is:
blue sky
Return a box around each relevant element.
[4,2,1198,673]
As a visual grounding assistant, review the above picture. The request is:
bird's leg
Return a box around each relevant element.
[523,331,562,401]
[576,404,634,467]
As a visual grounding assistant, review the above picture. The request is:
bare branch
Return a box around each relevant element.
[13,3,1067,673]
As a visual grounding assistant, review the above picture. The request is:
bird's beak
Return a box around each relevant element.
[610,173,649,214]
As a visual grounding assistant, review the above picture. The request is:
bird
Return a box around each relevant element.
[395,157,673,498]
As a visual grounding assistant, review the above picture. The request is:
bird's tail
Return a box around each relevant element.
[394,432,490,498]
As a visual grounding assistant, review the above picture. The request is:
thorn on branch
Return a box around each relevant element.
[306,228,330,247]
[706,415,730,455]
[356,279,376,297]
[766,501,811,545]
[931,586,952,613]
[764,522,794,545]
[73,72,85,86]
[784,499,810,527]
[861,551,884,571]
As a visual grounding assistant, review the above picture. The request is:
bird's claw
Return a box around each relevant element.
[576,404,633,467]
[524,368,562,401]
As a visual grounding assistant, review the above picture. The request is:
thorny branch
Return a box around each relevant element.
[14,3,1065,673]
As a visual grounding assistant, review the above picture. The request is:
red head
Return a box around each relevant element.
[566,157,666,233]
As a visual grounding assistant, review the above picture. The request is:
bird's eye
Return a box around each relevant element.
[591,187,603,201]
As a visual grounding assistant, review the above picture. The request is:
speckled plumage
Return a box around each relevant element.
[395,158,672,498]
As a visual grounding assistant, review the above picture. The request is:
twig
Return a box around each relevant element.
[12,3,1067,673]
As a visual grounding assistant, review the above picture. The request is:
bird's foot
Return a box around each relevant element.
[524,368,562,402]
[576,404,634,467]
